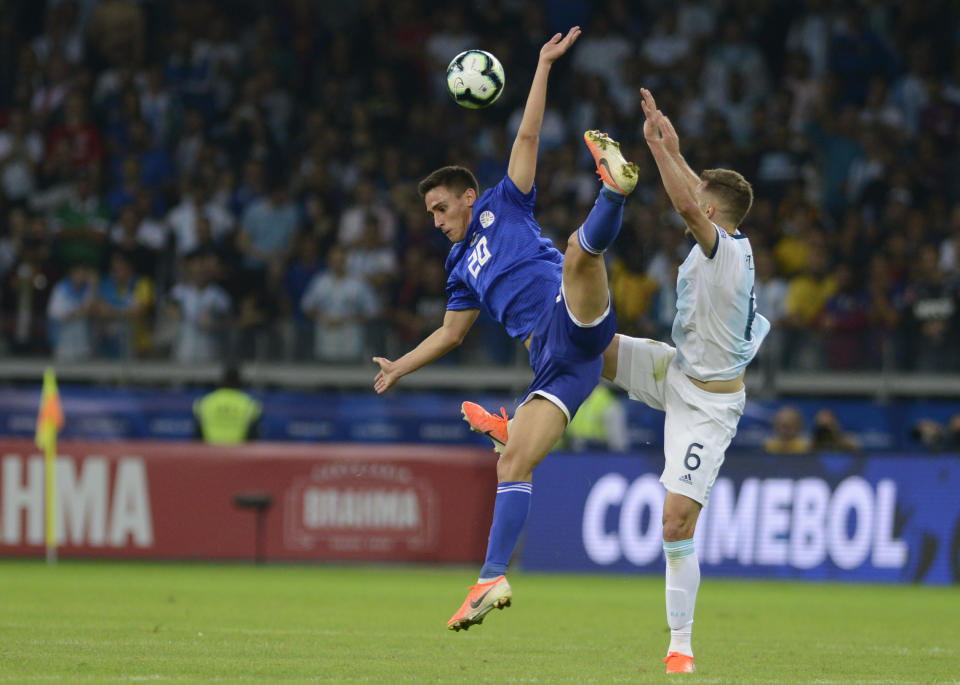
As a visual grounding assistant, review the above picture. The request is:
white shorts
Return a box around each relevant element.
[612,336,745,505]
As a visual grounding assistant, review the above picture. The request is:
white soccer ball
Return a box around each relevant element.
[446,50,505,109]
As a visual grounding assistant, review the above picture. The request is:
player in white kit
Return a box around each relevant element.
[461,87,769,673]
[604,88,770,673]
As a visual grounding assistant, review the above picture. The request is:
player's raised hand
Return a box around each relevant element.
[659,114,681,156]
[372,356,401,394]
[540,26,581,64]
[640,87,664,145]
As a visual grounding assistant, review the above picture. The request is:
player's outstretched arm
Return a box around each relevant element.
[640,88,701,197]
[507,26,581,194]
[640,90,717,256]
[372,308,480,394]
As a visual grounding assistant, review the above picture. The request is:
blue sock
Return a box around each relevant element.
[478,481,532,580]
[576,187,626,255]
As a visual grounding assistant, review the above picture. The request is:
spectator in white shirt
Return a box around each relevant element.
[47,261,96,360]
[0,108,44,202]
[301,245,379,362]
[337,177,396,246]
[168,251,231,363]
[346,215,397,292]
[166,180,234,256]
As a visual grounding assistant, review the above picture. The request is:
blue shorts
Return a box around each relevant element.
[520,284,617,422]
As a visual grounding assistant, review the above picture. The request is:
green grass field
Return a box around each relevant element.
[0,560,956,684]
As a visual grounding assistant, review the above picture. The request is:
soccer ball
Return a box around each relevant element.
[446,50,505,109]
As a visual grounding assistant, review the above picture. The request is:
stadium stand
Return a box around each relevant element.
[0,0,957,380]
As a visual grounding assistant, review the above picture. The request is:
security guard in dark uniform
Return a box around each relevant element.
[193,366,262,445]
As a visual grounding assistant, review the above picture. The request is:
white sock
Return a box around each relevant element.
[663,538,699,657]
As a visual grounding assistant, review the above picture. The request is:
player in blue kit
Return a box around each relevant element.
[371,26,639,631]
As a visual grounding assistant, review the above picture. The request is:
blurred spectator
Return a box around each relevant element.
[32,3,85,67]
[338,177,397,246]
[609,214,659,339]
[45,92,103,171]
[301,245,379,362]
[168,251,231,363]
[820,264,871,369]
[50,172,110,271]
[1,213,54,354]
[902,245,959,370]
[0,108,44,202]
[346,215,397,292]
[911,414,960,452]
[238,177,299,271]
[641,9,691,74]
[32,53,73,126]
[167,180,233,256]
[763,406,811,454]
[572,13,632,94]
[809,408,861,452]
[782,245,836,369]
[47,261,96,360]
[95,250,151,359]
[109,203,161,277]
[87,0,145,69]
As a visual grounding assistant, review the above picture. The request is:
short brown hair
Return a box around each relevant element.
[700,168,753,227]
[417,166,479,198]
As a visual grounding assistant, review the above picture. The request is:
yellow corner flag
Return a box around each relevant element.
[35,367,64,564]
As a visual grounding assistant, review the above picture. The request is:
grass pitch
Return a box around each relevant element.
[0,560,956,684]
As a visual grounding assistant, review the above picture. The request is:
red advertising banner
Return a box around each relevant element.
[0,440,497,562]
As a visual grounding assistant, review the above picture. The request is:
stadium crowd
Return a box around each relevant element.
[0,0,958,371]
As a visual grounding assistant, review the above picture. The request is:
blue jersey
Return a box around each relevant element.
[445,175,563,340]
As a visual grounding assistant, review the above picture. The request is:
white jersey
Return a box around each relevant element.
[672,225,770,381]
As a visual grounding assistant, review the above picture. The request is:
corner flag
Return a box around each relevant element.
[35,367,64,564]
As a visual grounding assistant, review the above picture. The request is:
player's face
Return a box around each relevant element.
[425,186,473,243]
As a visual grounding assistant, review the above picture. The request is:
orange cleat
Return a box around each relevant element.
[663,652,695,674]
[584,130,638,195]
[447,575,513,631]
[461,402,509,455]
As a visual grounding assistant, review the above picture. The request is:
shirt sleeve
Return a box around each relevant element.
[445,272,481,311]
[496,175,536,213]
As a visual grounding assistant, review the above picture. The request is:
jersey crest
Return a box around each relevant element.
[479,210,495,228]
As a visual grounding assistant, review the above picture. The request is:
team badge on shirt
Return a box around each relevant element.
[479,210,495,228]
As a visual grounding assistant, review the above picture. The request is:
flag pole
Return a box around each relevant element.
[36,366,64,566]
[44,422,57,565]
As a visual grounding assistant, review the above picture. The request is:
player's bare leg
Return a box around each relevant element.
[563,131,638,324]
[601,334,622,381]
[562,236,612,325]
[662,491,702,673]
[496,397,566,482]
[448,398,567,631]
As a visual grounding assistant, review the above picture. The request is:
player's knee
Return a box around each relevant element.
[662,510,696,542]
[563,233,596,270]
[496,449,531,482]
